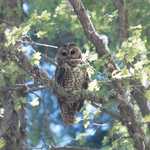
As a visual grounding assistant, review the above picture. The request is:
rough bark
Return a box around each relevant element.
[68,0,109,56]
[68,0,149,149]
[113,0,129,45]
[113,0,150,130]
[0,0,149,149]
[0,91,26,150]
[0,0,26,149]
[130,80,150,117]
[131,82,150,129]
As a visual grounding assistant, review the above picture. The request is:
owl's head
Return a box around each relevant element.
[56,43,82,67]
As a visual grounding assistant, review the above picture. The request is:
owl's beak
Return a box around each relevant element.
[66,58,82,67]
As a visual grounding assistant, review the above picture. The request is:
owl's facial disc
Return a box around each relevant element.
[63,48,79,66]
[56,45,82,67]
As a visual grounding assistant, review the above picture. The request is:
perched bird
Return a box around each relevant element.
[55,43,89,124]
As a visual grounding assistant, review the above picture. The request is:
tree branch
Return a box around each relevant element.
[91,102,121,120]
[69,0,109,56]
[18,39,58,49]
[0,84,48,93]
[5,47,125,123]
[4,46,109,110]
[68,0,149,149]
[51,146,99,150]
[131,82,150,130]
[113,0,150,131]
[113,0,129,45]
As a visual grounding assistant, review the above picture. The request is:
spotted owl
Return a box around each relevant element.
[55,43,89,124]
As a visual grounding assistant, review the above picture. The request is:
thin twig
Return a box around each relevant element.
[0,18,16,26]
[51,146,100,150]
[91,102,121,120]
[19,40,58,49]
[0,84,48,93]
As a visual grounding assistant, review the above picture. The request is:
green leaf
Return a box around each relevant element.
[31,52,41,65]
[88,80,100,92]
[36,31,47,38]
[39,10,51,21]
[144,90,150,100]
[14,97,26,112]
[0,138,6,149]
[84,120,90,129]
[144,115,150,123]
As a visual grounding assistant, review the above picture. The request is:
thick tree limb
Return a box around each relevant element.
[0,1,26,149]
[132,87,150,116]
[131,82,150,130]
[68,0,149,149]
[69,0,109,56]
[113,0,129,44]
[113,0,150,130]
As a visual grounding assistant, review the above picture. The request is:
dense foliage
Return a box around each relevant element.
[0,0,149,150]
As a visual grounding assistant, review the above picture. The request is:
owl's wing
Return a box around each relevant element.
[76,70,89,112]
[82,71,89,89]
[55,67,65,85]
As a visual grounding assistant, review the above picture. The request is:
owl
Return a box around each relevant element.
[55,43,89,124]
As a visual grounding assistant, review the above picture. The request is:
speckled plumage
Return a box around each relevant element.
[55,43,89,124]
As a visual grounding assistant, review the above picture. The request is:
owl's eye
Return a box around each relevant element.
[62,51,67,56]
[71,49,75,55]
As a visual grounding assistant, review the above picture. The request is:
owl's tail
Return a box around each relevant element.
[61,113,75,124]
[60,101,83,125]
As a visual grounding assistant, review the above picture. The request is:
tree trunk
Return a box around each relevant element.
[113,0,129,45]
[68,0,149,149]
[0,0,26,149]
[113,0,150,131]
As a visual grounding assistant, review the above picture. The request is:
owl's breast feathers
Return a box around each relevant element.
[55,64,89,124]
[55,64,88,91]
